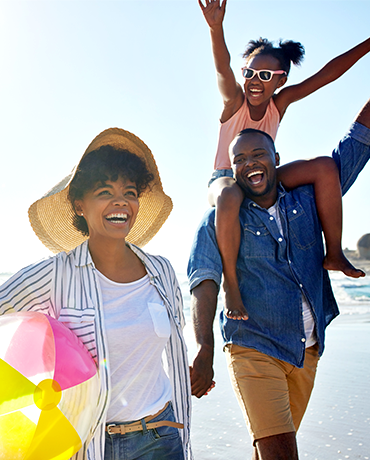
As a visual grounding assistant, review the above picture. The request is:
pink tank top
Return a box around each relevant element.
[214,97,280,170]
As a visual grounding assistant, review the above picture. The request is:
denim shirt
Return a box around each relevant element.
[188,122,370,368]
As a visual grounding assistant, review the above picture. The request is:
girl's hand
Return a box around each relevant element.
[204,380,216,396]
[198,0,227,29]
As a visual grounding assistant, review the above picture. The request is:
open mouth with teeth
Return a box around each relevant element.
[246,170,264,185]
[105,213,128,223]
[249,88,263,97]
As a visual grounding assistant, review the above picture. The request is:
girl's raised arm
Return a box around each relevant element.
[199,0,244,121]
[275,37,370,117]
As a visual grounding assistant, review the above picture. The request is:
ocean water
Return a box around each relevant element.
[2,270,370,319]
[327,271,370,314]
[176,271,370,321]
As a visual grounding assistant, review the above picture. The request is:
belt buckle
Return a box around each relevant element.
[107,424,116,435]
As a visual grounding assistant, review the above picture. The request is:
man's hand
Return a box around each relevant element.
[198,0,227,29]
[190,345,215,398]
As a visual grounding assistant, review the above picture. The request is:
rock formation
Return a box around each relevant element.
[357,233,370,259]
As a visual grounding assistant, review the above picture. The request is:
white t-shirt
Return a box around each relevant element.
[268,203,316,347]
[97,271,172,422]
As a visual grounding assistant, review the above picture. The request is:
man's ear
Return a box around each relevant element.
[276,76,287,89]
[275,152,280,167]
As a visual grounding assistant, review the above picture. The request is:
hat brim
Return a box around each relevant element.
[28,128,173,253]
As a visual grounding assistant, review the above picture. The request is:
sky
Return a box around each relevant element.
[0,0,369,275]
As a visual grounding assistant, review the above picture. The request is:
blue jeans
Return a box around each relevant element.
[104,402,184,460]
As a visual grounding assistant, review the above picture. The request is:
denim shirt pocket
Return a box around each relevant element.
[286,203,317,250]
[243,223,275,259]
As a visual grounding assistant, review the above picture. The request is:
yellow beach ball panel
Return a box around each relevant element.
[33,379,62,411]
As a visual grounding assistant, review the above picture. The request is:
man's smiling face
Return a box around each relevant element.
[230,131,280,209]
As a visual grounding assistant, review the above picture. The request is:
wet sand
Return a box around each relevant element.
[185,312,370,460]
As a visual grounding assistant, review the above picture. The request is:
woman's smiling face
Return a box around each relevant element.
[74,177,139,243]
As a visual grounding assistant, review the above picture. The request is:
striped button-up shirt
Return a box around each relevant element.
[0,240,192,460]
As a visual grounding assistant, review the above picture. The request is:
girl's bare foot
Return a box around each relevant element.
[323,251,365,278]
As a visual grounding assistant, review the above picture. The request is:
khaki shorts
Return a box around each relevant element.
[225,343,319,443]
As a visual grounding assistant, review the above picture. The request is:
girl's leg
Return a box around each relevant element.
[208,177,248,320]
[278,157,365,278]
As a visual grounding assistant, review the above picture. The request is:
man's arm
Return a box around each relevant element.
[356,97,370,129]
[188,209,222,397]
[332,96,370,195]
[190,280,219,398]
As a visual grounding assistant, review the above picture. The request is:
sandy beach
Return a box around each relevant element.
[185,313,370,460]
[184,248,370,460]
[185,253,370,459]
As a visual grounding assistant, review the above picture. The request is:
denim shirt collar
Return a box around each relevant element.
[241,183,287,211]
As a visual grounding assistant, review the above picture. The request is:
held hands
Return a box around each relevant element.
[205,379,216,395]
[198,0,227,29]
[190,347,216,398]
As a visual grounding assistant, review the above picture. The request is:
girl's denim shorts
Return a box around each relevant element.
[208,168,233,187]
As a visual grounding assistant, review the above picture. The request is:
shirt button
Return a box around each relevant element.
[256,231,261,236]
[253,203,257,207]
[278,237,283,242]
[269,216,274,220]
[293,209,297,214]
[301,338,306,343]
[299,284,303,288]
[288,260,291,264]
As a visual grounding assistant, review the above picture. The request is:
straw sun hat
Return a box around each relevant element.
[28,128,173,254]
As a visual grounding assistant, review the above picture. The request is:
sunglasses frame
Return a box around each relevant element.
[241,67,287,82]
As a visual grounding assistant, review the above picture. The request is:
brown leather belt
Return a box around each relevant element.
[106,402,184,435]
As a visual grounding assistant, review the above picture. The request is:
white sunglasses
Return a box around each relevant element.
[241,67,287,82]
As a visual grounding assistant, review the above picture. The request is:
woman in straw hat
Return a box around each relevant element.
[0,128,192,460]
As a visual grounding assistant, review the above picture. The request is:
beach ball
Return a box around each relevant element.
[0,311,100,460]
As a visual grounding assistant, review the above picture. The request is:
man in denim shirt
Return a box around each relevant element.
[188,97,370,460]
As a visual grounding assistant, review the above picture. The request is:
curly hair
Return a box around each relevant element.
[243,37,305,75]
[67,145,154,236]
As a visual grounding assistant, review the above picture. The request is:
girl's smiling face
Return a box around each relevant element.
[243,54,287,107]
[74,177,139,243]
